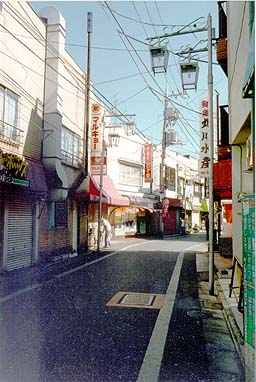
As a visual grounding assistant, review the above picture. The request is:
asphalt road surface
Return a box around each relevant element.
[0,235,244,382]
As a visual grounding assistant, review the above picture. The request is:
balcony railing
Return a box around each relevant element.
[0,121,24,146]
[61,149,83,168]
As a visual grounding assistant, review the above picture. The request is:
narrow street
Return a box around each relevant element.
[0,235,244,382]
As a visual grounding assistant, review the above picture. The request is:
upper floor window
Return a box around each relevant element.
[0,85,21,144]
[61,127,82,167]
[165,167,176,191]
[119,162,142,186]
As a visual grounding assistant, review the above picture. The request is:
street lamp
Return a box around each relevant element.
[108,132,120,147]
[180,60,199,91]
[150,44,169,75]
[124,121,136,136]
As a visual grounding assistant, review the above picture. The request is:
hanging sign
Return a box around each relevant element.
[144,144,153,182]
[90,103,105,175]
[199,98,210,177]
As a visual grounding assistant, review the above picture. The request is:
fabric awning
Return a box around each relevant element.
[126,195,155,209]
[201,199,209,212]
[91,176,129,206]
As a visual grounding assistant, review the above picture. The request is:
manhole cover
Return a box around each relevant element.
[187,308,209,319]
[120,293,154,306]
[106,291,165,310]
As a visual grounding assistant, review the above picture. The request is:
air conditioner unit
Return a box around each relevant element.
[245,134,253,170]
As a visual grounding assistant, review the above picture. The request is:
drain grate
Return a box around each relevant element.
[106,291,165,310]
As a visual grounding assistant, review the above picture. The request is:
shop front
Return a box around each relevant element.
[162,197,182,235]
[88,175,129,245]
[0,152,47,271]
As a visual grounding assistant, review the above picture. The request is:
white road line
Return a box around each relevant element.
[136,252,184,382]
[184,243,208,252]
[0,241,148,303]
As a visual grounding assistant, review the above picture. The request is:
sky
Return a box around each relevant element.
[30,1,228,159]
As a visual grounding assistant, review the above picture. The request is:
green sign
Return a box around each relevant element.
[242,194,255,348]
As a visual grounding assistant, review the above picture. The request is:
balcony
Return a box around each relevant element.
[216,37,228,75]
[0,122,24,147]
[61,149,83,168]
[216,2,228,76]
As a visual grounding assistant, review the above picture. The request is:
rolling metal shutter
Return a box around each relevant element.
[5,194,33,271]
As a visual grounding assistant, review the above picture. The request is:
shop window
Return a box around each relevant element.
[61,126,82,167]
[0,85,21,144]
[47,201,68,229]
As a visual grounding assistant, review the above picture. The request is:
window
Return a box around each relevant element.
[119,162,142,186]
[0,85,20,143]
[165,167,176,191]
[194,182,202,197]
[47,201,68,229]
[61,127,82,167]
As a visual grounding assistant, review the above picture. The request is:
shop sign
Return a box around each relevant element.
[90,103,104,175]
[91,156,107,175]
[0,149,30,186]
[144,144,153,182]
[242,195,255,348]
[162,197,169,220]
[199,98,210,177]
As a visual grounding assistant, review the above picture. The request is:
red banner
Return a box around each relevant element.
[144,144,153,182]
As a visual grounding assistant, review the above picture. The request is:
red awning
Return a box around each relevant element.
[91,176,129,206]
[214,159,232,199]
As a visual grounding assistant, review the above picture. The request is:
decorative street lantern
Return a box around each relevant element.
[180,60,199,90]
[124,121,136,136]
[150,44,169,75]
[108,133,120,147]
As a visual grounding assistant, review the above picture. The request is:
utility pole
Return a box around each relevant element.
[147,15,215,295]
[208,14,215,295]
[84,12,92,175]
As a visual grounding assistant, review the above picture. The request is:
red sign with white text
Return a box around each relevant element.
[144,144,153,182]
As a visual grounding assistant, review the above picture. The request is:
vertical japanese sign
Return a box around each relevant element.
[242,195,255,348]
[90,104,106,175]
[199,99,210,177]
[144,144,153,182]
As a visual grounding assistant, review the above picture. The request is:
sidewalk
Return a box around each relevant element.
[196,246,244,366]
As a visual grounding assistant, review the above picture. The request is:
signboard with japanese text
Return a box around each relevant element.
[90,103,105,175]
[242,194,255,348]
[199,98,210,177]
[0,149,30,186]
[90,156,107,176]
[144,144,153,182]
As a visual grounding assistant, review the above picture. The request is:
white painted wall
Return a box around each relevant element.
[0,2,45,159]
[227,1,254,264]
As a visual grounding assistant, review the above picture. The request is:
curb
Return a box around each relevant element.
[216,278,245,366]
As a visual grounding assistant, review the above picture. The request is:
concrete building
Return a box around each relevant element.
[224,1,255,379]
